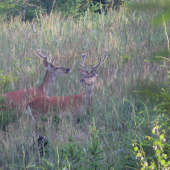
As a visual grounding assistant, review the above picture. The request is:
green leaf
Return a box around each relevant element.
[134,146,138,151]
[155,149,160,155]
[153,10,170,26]
[23,162,37,169]
[137,153,141,157]
[160,134,164,140]
[42,159,54,167]
[152,127,156,134]
[9,164,21,168]
[161,159,165,165]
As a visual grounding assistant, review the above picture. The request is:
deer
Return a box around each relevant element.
[26,50,107,122]
[1,49,71,112]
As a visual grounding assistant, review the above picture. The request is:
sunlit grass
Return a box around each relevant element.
[0,2,169,169]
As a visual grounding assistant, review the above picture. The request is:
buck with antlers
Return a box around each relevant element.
[1,49,71,112]
[26,50,107,122]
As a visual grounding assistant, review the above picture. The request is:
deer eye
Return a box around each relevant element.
[90,75,93,77]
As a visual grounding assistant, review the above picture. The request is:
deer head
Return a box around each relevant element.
[36,49,71,77]
[77,50,107,85]
[36,49,71,95]
[77,50,108,110]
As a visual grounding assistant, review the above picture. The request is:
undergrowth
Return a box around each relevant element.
[0,0,170,169]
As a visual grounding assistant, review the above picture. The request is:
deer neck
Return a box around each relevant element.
[85,83,95,110]
[38,70,56,96]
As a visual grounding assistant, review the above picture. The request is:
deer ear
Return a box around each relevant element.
[43,60,54,68]
[91,69,98,76]
[43,60,49,67]
[78,69,88,75]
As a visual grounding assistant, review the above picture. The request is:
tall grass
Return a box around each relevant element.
[0,3,169,169]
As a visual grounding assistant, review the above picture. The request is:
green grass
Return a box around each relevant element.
[0,2,169,169]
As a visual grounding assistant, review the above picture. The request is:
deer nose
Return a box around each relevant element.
[66,68,71,73]
[80,79,85,83]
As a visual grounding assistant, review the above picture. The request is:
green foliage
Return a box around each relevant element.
[0,0,169,169]
[10,161,37,170]
[0,70,17,93]
[84,118,105,170]
[132,0,170,114]
[59,139,83,169]
[0,0,54,21]
[40,117,106,170]
[0,0,128,21]
[0,96,17,131]
[124,99,170,169]
[56,0,101,18]
[121,54,131,64]
[9,142,37,169]
[52,115,60,130]
[134,87,170,115]
[130,1,170,169]
[133,122,170,169]
[0,108,17,131]
[41,116,83,169]
[59,118,83,169]
[129,0,170,26]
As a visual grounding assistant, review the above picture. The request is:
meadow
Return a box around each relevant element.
[0,3,169,169]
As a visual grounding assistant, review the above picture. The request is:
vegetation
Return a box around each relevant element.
[0,0,170,169]
[0,0,125,21]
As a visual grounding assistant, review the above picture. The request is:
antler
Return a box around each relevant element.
[36,49,48,60]
[91,49,107,70]
[36,49,56,64]
[51,55,56,64]
[77,53,88,71]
